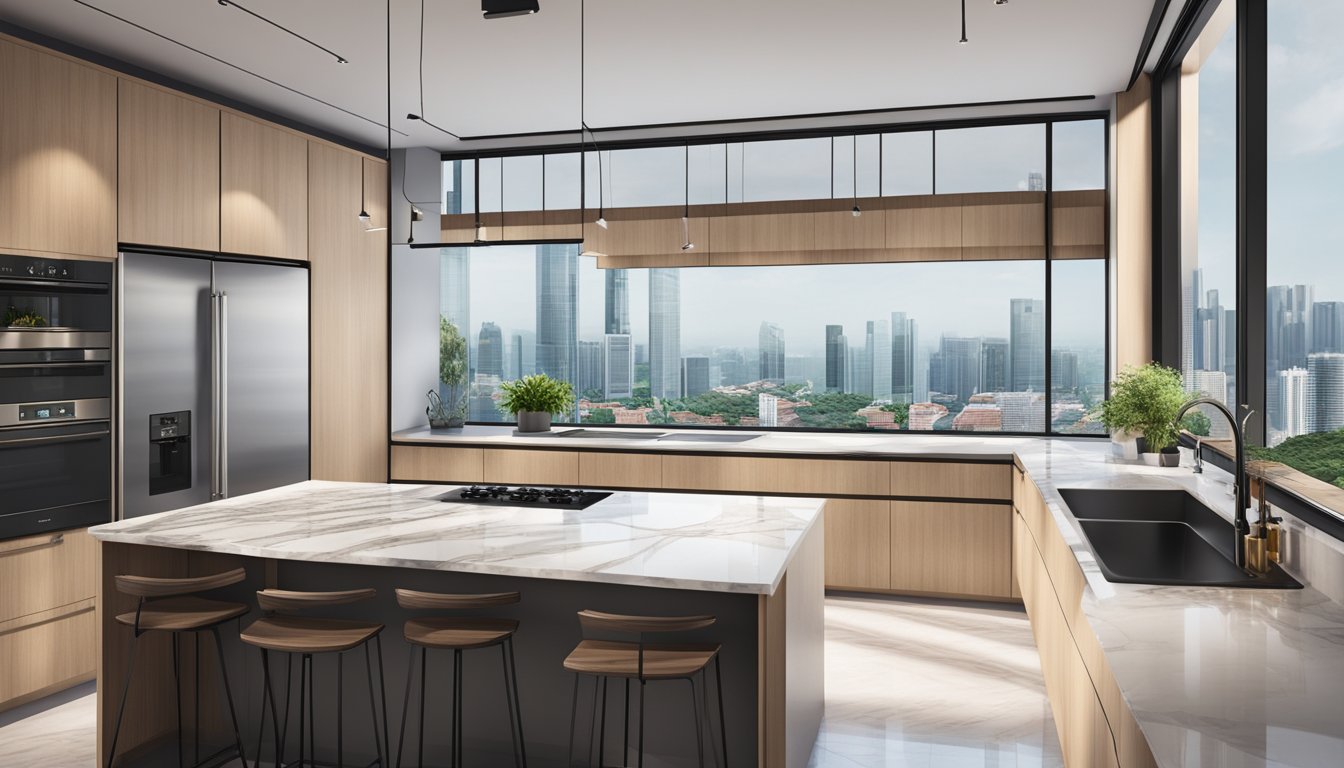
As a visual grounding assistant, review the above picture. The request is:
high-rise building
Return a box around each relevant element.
[758,393,779,427]
[997,391,1044,432]
[890,312,916,403]
[848,344,866,396]
[1268,284,1313,371]
[577,341,604,398]
[867,320,892,401]
[681,356,710,397]
[938,336,982,403]
[605,269,630,335]
[477,322,503,379]
[1309,352,1344,433]
[535,245,577,384]
[714,347,749,387]
[1010,298,1045,392]
[649,269,681,399]
[1051,349,1079,392]
[825,325,846,392]
[911,322,928,403]
[1181,268,1203,386]
[980,338,1008,393]
[603,334,634,399]
[1189,369,1232,438]
[635,344,648,365]
[1312,301,1344,354]
[1277,367,1310,443]
[510,330,536,380]
[440,248,471,396]
[759,322,786,384]
[1027,171,1045,192]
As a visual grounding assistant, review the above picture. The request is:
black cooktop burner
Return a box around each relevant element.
[441,485,612,510]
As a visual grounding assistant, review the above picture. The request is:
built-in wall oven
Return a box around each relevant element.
[0,254,114,540]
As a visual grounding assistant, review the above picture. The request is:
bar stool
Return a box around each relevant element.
[563,610,728,768]
[240,588,389,768]
[393,589,526,768]
[106,567,249,768]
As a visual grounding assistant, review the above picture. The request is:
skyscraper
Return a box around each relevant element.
[1277,367,1309,443]
[535,244,577,384]
[759,322,785,384]
[910,321,928,403]
[681,356,710,397]
[1010,298,1045,392]
[477,322,503,379]
[1181,268,1203,386]
[848,344,866,396]
[938,336,982,403]
[649,269,681,399]
[1268,284,1313,371]
[577,341,604,398]
[603,334,634,399]
[980,338,1009,393]
[890,312,917,404]
[1312,301,1344,354]
[867,320,892,401]
[825,325,846,392]
[510,330,536,380]
[1051,349,1079,392]
[1027,171,1045,192]
[1308,353,1344,433]
[758,393,779,427]
[605,269,630,335]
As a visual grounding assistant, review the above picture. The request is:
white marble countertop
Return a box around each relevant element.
[1013,438,1344,768]
[392,423,1022,461]
[88,481,823,596]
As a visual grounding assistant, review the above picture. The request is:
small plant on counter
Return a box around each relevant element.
[1096,363,1194,465]
[430,316,469,428]
[498,374,573,433]
[3,305,47,328]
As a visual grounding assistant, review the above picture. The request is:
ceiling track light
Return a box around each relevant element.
[483,0,539,19]
[216,0,348,65]
[681,144,694,251]
[851,135,861,218]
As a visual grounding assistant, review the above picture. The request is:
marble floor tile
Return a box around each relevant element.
[809,595,1063,768]
[0,597,1061,768]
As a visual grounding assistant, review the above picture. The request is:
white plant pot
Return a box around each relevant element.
[1110,430,1140,461]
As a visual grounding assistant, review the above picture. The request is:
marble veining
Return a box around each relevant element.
[88,482,823,595]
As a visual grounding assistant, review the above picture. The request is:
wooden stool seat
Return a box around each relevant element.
[403,616,518,650]
[563,639,720,680]
[114,596,248,632]
[240,615,384,654]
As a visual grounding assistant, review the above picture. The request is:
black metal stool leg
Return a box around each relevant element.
[366,639,386,768]
[418,648,427,768]
[298,654,308,768]
[689,677,705,768]
[173,632,185,768]
[566,674,580,768]
[337,650,345,768]
[106,634,139,768]
[637,679,646,768]
[588,673,601,766]
[194,633,201,766]
[258,648,282,768]
[395,644,415,768]
[280,653,293,764]
[454,649,464,768]
[714,656,727,768]
[623,678,630,768]
[501,639,524,768]
[210,627,247,767]
[375,635,390,768]
[597,676,607,767]
[307,655,316,766]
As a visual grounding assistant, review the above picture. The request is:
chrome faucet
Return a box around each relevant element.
[1192,436,1204,473]
[1175,398,1251,567]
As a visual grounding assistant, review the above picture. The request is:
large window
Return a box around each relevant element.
[424,118,1108,435]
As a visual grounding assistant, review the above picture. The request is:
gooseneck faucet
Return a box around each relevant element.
[1175,397,1250,567]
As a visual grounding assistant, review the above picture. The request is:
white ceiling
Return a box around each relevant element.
[0,0,1167,152]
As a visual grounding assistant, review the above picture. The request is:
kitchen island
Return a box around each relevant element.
[90,481,825,767]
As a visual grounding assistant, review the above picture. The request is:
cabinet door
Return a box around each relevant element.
[0,39,115,259]
[889,501,1013,597]
[118,80,220,251]
[823,499,890,591]
[221,113,307,260]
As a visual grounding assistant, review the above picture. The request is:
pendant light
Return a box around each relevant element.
[958,0,968,44]
[851,136,861,218]
[358,161,372,224]
[578,0,607,258]
[473,158,486,242]
[681,144,694,251]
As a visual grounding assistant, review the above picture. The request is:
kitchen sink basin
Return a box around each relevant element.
[1057,488,1302,589]
[551,429,668,440]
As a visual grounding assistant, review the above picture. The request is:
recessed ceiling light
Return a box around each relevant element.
[483,0,539,19]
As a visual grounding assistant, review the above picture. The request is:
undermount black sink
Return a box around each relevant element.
[1057,488,1302,589]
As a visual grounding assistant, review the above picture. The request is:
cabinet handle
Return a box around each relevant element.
[0,533,65,557]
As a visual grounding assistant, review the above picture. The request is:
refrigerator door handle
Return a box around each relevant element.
[210,291,220,500]
[218,291,229,499]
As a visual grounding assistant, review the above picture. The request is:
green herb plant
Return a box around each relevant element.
[3,306,47,328]
[498,374,573,416]
[437,316,468,420]
[1096,363,1192,453]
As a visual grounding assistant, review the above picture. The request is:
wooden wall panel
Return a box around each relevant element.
[890,461,1012,500]
[118,80,220,251]
[884,196,962,261]
[961,192,1046,261]
[1115,74,1153,368]
[309,143,388,482]
[391,445,484,483]
[1052,189,1106,260]
[221,113,308,260]
[823,499,890,590]
[889,501,1013,597]
[0,38,116,259]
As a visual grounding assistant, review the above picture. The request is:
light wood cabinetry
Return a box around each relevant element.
[890,461,1012,500]
[483,449,580,486]
[823,499,890,591]
[577,451,663,488]
[391,445,484,483]
[0,38,116,259]
[890,501,1013,598]
[0,529,97,712]
[221,113,308,260]
[662,455,890,496]
[117,80,220,251]
[309,142,388,482]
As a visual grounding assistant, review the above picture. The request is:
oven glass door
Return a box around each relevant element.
[0,421,112,537]
[0,350,110,403]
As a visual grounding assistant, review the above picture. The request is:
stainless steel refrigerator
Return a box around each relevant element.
[118,251,309,518]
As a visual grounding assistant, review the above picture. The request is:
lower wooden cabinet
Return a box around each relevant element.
[391,445,483,483]
[823,500,891,591]
[482,448,579,486]
[890,501,1014,598]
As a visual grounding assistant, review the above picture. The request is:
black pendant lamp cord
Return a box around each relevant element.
[408,0,460,138]
[218,0,347,64]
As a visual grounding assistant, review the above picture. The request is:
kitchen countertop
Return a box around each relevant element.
[88,481,823,596]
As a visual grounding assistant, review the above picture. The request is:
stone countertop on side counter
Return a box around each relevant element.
[88,481,824,596]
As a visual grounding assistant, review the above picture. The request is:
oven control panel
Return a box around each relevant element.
[18,401,76,422]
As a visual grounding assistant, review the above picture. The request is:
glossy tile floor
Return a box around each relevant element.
[0,596,1061,767]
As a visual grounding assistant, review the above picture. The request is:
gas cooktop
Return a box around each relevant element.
[438,485,612,510]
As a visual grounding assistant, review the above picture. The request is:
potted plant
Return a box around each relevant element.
[498,374,573,433]
[1096,363,1191,466]
[428,316,468,429]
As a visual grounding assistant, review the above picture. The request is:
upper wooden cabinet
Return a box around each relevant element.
[221,113,307,260]
[0,38,116,259]
[118,80,221,252]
